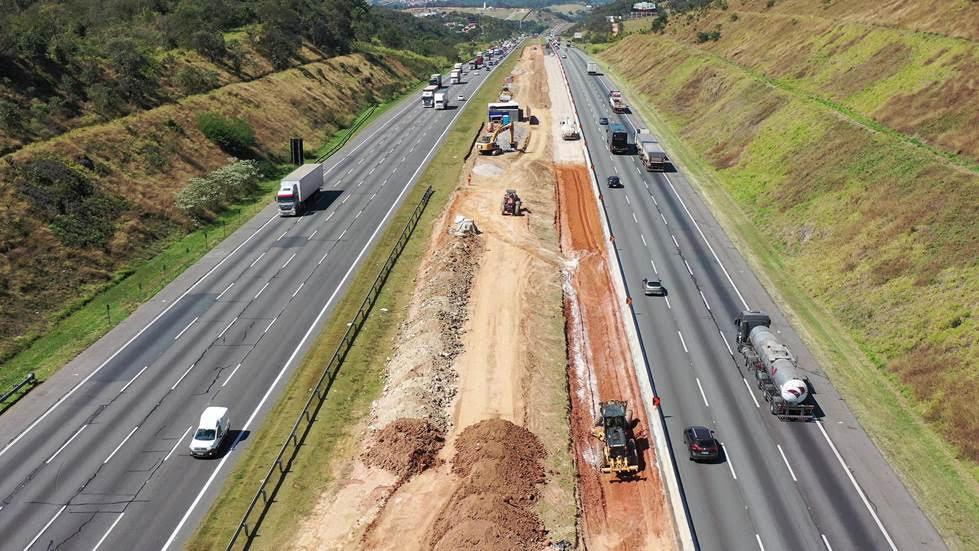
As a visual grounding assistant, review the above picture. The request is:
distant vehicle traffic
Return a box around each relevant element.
[277,163,322,217]
[598,117,609,125]
[457,95,466,102]
[607,122,630,154]
[683,426,719,462]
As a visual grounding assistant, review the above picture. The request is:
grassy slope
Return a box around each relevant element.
[0,50,440,389]
[592,12,979,549]
[188,48,529,550]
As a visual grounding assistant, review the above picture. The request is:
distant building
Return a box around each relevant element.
[632,2,658,15]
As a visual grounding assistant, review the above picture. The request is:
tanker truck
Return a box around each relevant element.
[734,311,815,421]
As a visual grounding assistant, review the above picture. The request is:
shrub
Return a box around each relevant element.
[175,160,261,223]
[696,30,721,43]
[175,66,220,95]
[195,112,255,156]
[651,14,669,33]
[766,0,776,7]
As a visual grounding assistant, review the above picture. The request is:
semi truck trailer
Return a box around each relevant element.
[429,73,442,87]
[422,85,438,107]
[636,129,668,170]
[735,311,815,421]
[277,163,322,216]
[587,62,598,75]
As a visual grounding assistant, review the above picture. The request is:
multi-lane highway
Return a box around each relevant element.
[0,50,513,550]
[559,47,944,551]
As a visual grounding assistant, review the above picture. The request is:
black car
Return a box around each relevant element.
[599,116,609,125]
[683,426,720,461]
[607,175,623,188]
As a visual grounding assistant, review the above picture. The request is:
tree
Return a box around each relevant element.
[196,112,256,155]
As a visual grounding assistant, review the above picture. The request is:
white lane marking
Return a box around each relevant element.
[357,181,364,188]
[651,195,658,206]
[333,180,342,188]
[91,512,125,551]
[368,167,376,175]
[345,168,353,175]
[720,331,734,356]
[170,363,195,391]
[369,193,377,201]
[625,194,631,205]
[756,534,765,551]
[723,444,737,479]
[276,231,288,241]
[264,317,278,334]
[339,229,348,240]
[161,73,481,550]
[664,296,671,309]
[609,154,613,161]
[640,234,647,247]
[216,283,234,300]
[0,213,278,459]
[696,378,709,407]
[282,253,297,269]
[400,156,406,162]
[677,331,688,353]
[173,317,199,341]
[307,230,318,242]
[164,426,194,461]
[391,167,397,175]
[816,422,898,550]
[671,234,680,248]
[664,177,750,310]
[119,366,149,394]
[222,363,243,388]
[253,281,271,300]
[359,157,365,164]
[103,426,138,464]
[355,210,363,220]
[650,259,658,274]
[292,282,305,298]
[821,534,834,551]
[249,252,266,268]
[342,195,350,204]
[699,290,711,311]
[382,178,389,187]
[24,505,67,551]
[635,166,642,175]
[216,317,238,340]
[777,444,798,482]
[318,252,329,266]
[660,213,668,225]
[685,260,694,276]
[632,212,639,224]
[613,165,618,173]
[325,212,335,222]
[45,425,88,464]
[743,378,761,408]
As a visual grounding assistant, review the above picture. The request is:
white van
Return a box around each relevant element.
[190,406,230,458]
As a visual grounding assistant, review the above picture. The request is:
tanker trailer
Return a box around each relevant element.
[735,311,815,421]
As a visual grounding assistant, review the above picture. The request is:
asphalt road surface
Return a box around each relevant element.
[0,49,514,551]
[559,46,944,551]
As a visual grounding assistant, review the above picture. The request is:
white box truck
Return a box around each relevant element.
[450,70,461,85]
[587,62,599,75]
[429,73,442,87]
[277,163,322,216]
[434,92,448,110]
[636,129,668,170]
[422,84,438,107]
[453,62,463,71]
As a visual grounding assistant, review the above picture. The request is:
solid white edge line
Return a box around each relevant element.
[677,331,688,353]
[170,363,195,391]
[282,253,298,268]
[24,504,66,551]
[159,49,489,548]
[723,443,737,479]
[215,282,234,300]
[216,317,238,340]
[0,214,278,459]
[164,426,194,461]
[119,366,149,394]
[173,317,198,341]
[253,282,270,300]
[664,176,750,310]
[92,511,126,551]
[695,377,709,407]
[45,425,88,465]
[91,512,125,551]
[248,251,266,268]
[821,534,833,551]
[777,444,798,482]
[743,378,761,409]
[816,421,898,550]
[103,426,138,464]
[756,533,765,551]
[221,363,243,388]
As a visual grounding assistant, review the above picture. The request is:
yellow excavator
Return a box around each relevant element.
[592,400,641,479]
[477,122,516,155]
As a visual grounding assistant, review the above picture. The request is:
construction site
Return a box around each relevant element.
[289,43,677,550]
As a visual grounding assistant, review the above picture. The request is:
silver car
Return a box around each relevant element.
[643,278,666,296]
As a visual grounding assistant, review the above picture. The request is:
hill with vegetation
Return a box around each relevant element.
[0,0,524,380]
[583,0,978,547]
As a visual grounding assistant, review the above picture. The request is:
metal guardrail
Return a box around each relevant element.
[226,184,436,551]
[315,104,378,163]
[0,372,37,407]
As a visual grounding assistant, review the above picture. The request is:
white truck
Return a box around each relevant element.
[450,70,461,85]
[277,163,322,216]
[429,73,442,88]
[453,62,463,72]
[636,128,668,170]
[609,90,627,113]
[587,62,599,75]
[434,92,447,110]
[422,84,438,107]
[560,118,580,140]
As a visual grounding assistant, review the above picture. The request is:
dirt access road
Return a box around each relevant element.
[286,44,676,551]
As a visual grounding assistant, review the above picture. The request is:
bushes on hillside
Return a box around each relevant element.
[175,160,261,223]
[196,112,256,156]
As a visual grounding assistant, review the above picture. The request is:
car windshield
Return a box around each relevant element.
[647,280,661,287]
[195,428,216,441]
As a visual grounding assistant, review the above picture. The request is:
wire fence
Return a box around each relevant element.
[0,372,36,412]
[226,184,435,551]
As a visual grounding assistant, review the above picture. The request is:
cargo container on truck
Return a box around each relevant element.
[636,129,668,170]
[277,163,322,216]
[587,62,599,75]
[429,73,442,87]
[453,62,463,72]
[609,90,627,113]
[607,122,629,154]
[422,85,438,107]
[450,70,461,85]
[434,93,447,110]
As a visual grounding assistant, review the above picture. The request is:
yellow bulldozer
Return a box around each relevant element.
[592,400,641,479]
[477,121,516,155]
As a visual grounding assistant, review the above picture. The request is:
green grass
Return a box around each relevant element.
[187,46,525,551]
[594,47,979,551]
[0,99,401,405]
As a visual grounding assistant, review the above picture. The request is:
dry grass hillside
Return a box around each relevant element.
[0,49,434,362]
[595,2,978,545]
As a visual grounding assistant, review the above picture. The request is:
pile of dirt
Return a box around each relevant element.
[370,234,483,433]
[363,418,445,479]
[428,419,548,550]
